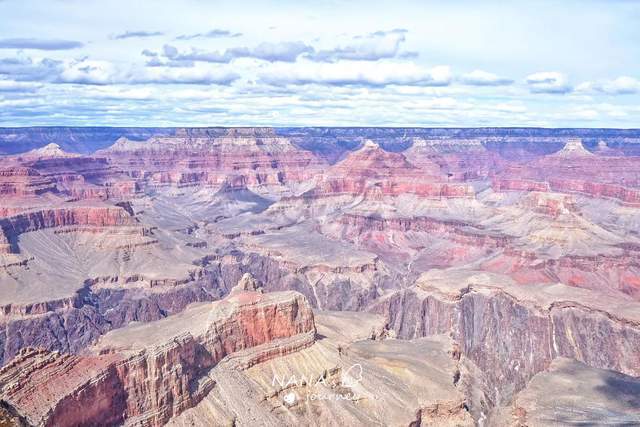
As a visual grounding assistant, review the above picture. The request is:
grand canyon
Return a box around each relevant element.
[0,127,639,426]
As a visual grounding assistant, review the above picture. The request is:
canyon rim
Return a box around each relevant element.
[1,1,640,426]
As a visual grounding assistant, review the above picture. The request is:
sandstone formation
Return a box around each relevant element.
[0,276,315,426]
[493,138,640,204]
[1,127,640,425]
[311,140,474,199]
[371,269,640,419]
[170,311,474,427]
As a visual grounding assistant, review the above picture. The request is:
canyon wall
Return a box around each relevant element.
[373,279,640,410]
[0,281,316,427]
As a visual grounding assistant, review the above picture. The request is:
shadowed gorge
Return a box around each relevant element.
[0,127,639,426]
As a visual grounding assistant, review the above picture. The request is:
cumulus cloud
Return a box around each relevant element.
[114,30,164,40]
[237,42,314,62]
[576,76,640,95]
[155,41,314,64]
[55,59,118,85]
[460,70,513,86]
[0,38,84,50]
[0,57,63,81]
[0,56,238,86]
[526,71,572,94]
[308,29,413,62]
[159,44,228,63]
[176,29,242,40]
[259,61,452,87]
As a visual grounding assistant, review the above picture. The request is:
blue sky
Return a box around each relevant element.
[0,0,639,127]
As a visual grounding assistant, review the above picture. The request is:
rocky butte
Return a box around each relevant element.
[0,127,639,426]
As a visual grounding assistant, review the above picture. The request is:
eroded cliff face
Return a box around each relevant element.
[0,205,138,254]
[309,141,474,200]
[1,129,640,426]
[0,247,395,367]
[372,273,640,418]
[97,130,327,194]
[0,278,316,427]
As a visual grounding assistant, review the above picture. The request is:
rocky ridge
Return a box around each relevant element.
[0,275,316,426]
[1,128,640,425]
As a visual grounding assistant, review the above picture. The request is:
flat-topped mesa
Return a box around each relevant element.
[99,132,326,190]
[0,278,316,427]
[311,142,474,199]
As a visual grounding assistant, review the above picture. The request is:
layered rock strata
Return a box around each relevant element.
[0,276,316,426]
[170,311,474,426]
[371,269,640,419]
[0,205,139,254]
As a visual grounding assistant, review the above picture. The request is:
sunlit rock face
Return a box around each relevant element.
[0,276,316,427]
[1,127,640,425]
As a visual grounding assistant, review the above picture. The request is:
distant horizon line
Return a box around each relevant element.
[1,125,640,130]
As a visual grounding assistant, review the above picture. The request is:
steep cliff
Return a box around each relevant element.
[0,205,138,254]
[0,277,316,426]
[371,270,640,418]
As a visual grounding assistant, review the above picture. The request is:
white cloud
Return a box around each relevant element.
[4,56,239,86]
[157,41,314,64]
[259,61,452,87]
[309,29,412,62]
[526,71,572,94]
[460,70,513,86]
[0,79,41,92]
[130,66,239,85]
[56,59,118,85]
[113,30,164,40]
[576,76,640,95]
[176,29,243,40]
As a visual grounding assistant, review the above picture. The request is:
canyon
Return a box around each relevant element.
[0,127,639,425]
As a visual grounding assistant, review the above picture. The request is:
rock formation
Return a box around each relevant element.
[0,276,315,426]
[1,127,640,425]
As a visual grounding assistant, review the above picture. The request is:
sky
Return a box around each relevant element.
[0,0,639,127]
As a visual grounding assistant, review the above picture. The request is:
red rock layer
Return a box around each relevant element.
[339,214,511,249]
[403,138,506,181]
[0,166,57,197]
[313,142,474,199]
[493,177,640,205]
[0,153,136,203]
[482,250,640,299]
[99,130,327,189]
[0,289,316,427]
[493,142,640,204]
[0,205,137,254]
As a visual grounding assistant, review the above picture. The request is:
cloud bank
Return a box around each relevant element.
[0,38,84,50]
